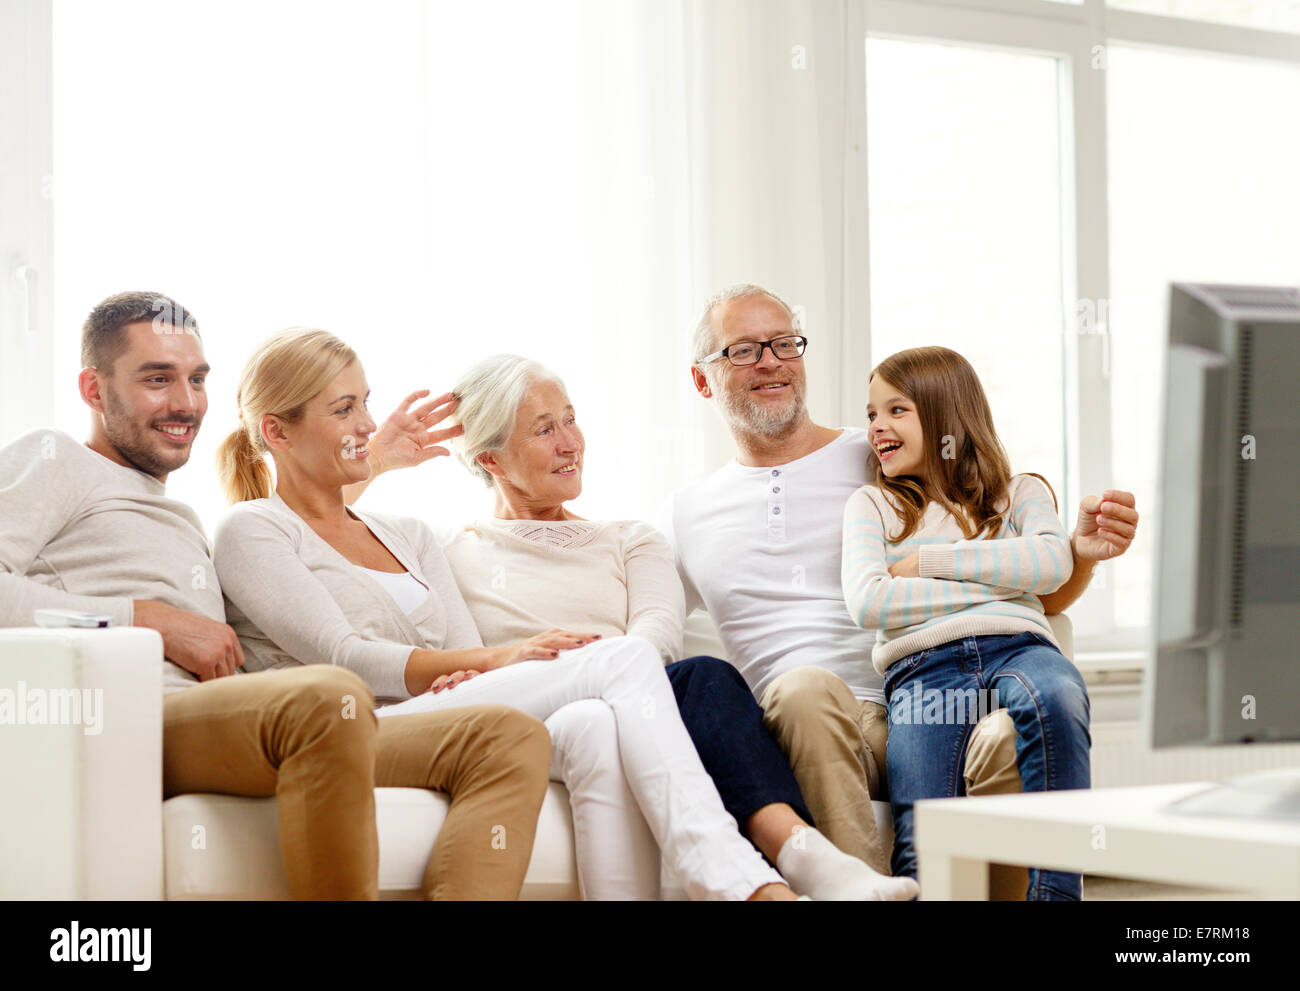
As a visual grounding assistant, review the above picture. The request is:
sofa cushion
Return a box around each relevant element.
[163,782,581,900]
[162,787,891,900]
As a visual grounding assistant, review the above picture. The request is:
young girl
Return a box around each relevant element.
[841,345,1091,901]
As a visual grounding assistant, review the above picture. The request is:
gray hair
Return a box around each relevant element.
[450,354,565,486]
[690,283,798,365]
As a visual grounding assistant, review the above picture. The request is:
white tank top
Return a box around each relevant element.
[358,566,428,615]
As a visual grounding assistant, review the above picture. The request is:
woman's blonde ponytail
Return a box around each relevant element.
[215,422,273,505]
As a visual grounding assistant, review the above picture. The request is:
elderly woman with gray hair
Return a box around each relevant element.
[215,331,797,901]
[354,354,918,902]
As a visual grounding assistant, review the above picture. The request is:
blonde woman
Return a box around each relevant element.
[208,329,554,901]
[212,328,797,901]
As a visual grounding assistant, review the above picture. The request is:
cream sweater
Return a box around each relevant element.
[842,474,1072,675]
[438,518,685,664]
[214,493,482,704]
[0,429,224,693]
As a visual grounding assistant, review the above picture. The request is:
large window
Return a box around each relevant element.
[866,38,1068,495]
[862,0,1300,649]
[1106,43,1300,629]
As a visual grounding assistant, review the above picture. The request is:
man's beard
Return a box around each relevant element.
[102,386,198,479]
[718,375,808,439]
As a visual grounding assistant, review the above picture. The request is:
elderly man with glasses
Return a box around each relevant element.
[658,283,1140,898]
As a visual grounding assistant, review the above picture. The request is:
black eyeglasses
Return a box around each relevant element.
[699,335,808,367]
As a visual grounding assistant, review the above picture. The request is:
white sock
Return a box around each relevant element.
[775,827,919,901]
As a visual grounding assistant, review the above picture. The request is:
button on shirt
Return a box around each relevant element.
[659,427,884,704]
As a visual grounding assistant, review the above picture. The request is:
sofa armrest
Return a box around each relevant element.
[1046,612,1074,662]
[0,627,164,899]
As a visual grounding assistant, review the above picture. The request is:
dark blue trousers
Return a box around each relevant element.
[666,656,814,843]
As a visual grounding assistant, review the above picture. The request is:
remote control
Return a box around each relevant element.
[34,609,114,629]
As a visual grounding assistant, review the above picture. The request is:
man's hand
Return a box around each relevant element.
[1072,489,1138,562]
[133,600,244,681]
[1039,490,1139,614]
[888,553,921,578]
[367,390,464,476]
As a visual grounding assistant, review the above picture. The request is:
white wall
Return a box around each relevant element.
[0,0,54,439]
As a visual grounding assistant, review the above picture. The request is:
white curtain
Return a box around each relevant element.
[24,0,853,534]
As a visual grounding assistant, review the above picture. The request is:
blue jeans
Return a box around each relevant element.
[667,657,815,848]
[883,632,1091,900]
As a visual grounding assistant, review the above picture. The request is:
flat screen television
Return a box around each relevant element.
[1145,282,1300,749]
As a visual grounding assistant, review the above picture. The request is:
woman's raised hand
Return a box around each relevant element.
[367,390,465,475]
[488,629,604,668]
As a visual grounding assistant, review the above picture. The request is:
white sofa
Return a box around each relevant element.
[0,617,1069,900]
[0,627,590,900]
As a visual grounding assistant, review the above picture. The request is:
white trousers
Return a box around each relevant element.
[378,635,782,900]
[543,699,661,898]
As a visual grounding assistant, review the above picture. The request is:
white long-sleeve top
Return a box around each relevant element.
[213,493,483,704]
[842,474,1072,675]
[659,427,885,704]
[438,518,685,664]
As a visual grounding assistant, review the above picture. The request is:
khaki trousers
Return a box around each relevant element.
[760,665,1028,900]
[162,665,551,900]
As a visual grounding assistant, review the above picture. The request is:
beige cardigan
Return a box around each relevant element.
[214,493,482,704]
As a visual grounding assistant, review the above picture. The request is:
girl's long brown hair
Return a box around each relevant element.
[869,346,1041,543]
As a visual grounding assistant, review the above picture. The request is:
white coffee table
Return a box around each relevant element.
[914,782,1300,899]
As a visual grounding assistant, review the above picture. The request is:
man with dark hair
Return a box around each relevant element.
[0,291,552,900]
[79,290,198,370]
[75,291,206,483]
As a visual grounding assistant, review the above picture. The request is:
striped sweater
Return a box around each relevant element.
[841,474,1072,675]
